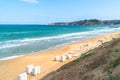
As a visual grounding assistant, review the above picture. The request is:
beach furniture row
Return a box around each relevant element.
[54,53,72,62]
[18,64,41,80]
[26,64,40,76]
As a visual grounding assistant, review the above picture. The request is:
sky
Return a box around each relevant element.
[0,0,120,24]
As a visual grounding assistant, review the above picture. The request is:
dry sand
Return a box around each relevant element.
[0,32,120,80]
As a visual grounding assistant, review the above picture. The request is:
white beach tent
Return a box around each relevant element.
[36,66,41,74]
[61,55,66,62]
[54,56,60,61]
[26,64,34,74]
[32,67,38,76]
[18,72,27,80]
[67,54,72,59]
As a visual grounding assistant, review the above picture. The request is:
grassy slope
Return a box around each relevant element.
[42,38,120,80]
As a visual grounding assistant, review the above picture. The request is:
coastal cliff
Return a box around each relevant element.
[42,37,120,80]
[50,19,120,26]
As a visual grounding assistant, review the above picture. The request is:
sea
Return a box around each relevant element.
[0,25,120,60]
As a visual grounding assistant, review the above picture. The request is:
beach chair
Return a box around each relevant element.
[36,66,41,74]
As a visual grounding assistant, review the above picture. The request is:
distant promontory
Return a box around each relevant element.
[50,19,120,26]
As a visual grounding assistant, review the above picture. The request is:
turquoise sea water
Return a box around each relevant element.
[0,25,119,60]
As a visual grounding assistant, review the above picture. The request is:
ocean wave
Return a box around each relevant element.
[0,55,24,60]
[0,27,120,49]
[0,31,39,35]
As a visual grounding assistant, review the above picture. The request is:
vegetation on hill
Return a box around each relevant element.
[42,38,120,80]
[50,19,120,26]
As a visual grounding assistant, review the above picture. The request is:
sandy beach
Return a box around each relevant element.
[0,31,120,80]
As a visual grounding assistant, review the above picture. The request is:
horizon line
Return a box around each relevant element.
[1,19,120,25]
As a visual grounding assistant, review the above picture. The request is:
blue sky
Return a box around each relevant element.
[0,0,120,24]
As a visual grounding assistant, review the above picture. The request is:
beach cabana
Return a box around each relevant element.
[61,55,66,62]
[67,54,72,59]
[36,66,41,74]
[26,64,34,74]
[54,56,60,61]
[18,72,27,80]
[32,67,38,76]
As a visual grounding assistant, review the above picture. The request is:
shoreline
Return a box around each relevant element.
[0,31,120,80]
[0,27,119,60]
[0,30,118,61]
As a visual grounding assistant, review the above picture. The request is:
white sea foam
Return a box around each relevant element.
[0,41,28,49]
[0,27,120,49]
[0,31,36,35]
[0,55,24,60]
[0,27,120,60]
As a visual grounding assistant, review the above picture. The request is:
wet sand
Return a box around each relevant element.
[0,32,120,80]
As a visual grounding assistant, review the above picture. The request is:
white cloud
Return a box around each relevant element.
[21,0,39,4]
